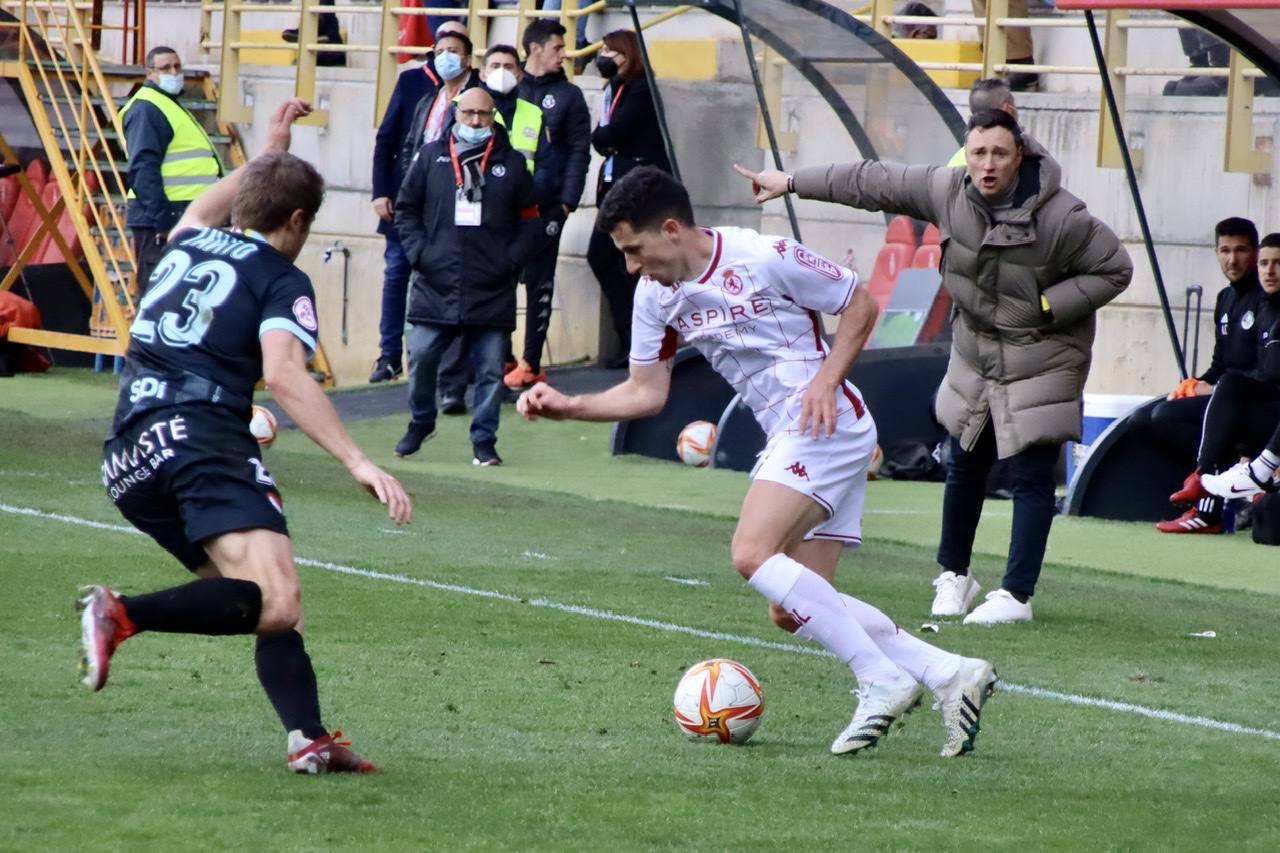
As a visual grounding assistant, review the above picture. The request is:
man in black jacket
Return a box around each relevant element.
[368,23,475,384]
[393,88,542,466]
[1161,232,1280,533]
[502,18,592,389]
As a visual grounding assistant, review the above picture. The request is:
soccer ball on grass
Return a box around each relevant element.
[672,658,764,744]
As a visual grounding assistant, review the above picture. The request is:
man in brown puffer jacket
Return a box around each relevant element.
[736,109,1132,625]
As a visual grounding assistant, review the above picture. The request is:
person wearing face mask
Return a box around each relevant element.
[738,108,1132,625]
[587,29,671,368]
[393,87,543,466]
[370,23,478,385]
[120,46,223,297]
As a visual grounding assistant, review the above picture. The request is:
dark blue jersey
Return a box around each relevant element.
[110,227,318,434]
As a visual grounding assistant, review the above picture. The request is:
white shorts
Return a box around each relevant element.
[750,415,878,547]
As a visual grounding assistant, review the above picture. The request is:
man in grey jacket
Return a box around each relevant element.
[737,109,1132,625]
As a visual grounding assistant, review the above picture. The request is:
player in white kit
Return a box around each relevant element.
[518,167,998,757]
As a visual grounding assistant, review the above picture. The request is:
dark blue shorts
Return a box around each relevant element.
[102,404,288,571]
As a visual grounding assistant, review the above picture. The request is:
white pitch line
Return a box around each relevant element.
[5,501,1280,744]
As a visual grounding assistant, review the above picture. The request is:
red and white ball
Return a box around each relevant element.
[672,658,765,744]
[249,404,278,447]
[676,420,717,467]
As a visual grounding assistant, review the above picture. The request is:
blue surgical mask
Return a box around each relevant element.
[454,122,492,145]
[436,51,464,81]
[157,74,184,96]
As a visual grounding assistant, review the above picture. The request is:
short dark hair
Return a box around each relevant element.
[484,44,519,65]
[1215,217,1258,248]
[145,46,179,68]
[522,18,566,55]
[231,150,325,233]
[1259,232,1280,251]
[965,108,1022,148]
[969,78,1013,113]
[596,166,694,234]
[436,32,473,58]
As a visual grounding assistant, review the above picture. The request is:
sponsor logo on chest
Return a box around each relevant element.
[671,295,771,333]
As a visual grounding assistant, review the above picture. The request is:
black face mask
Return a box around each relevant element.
[596,55,619,79]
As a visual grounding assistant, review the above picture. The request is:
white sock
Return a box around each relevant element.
[838,594,961,691]
[748,554,906,686]
[1251,450,1280,483]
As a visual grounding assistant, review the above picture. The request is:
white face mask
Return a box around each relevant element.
[485,68,518,95]
[157,74,184,96]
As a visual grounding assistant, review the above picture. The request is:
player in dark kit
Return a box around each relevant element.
[81,99,412,774]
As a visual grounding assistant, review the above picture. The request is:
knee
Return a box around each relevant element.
[769,601,801,633]
[730,538,772,580]
[257,581,302,633]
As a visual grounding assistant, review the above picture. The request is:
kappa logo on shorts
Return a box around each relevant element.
[721,268,743,295]
[786,461,809,480]
[792,246,843,281]
[292,296,318,332]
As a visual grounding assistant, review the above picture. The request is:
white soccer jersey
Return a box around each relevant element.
[630,227,868,438]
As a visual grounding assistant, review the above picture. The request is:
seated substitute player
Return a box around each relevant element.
[517,167,998,758]
[81,98,412,774]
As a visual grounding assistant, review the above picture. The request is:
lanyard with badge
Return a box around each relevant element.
[600,83,626,183]
[449,135,494,227]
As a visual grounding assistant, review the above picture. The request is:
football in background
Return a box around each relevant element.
[249,404,278,447]
[672,658,764,744]
[867,444,884,480]
[676,420,717,467]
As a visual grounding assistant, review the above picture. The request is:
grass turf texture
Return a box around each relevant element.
[3,370,1279,850]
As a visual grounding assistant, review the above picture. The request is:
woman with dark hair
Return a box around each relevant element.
[587,29,672,367]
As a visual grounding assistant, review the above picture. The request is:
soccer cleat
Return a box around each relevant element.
[1169,469,1207,505]
[503,359,547,391]
[830,675,923,756]
[472,442,503,467]
[368,358,402,384]
[930,570,981,618]
[1202,462,1277,501]
[962,589,1033,625]
[394,420,435,458]
[76,585,136,691]
[1154,505,1222,535]
[287,729,380,774]
[934,658,999,757]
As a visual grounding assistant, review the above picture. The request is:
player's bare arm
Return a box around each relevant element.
[800,285,879,438]
[261,330,412,524]
[172,99,313,235]
[518,360,673,422]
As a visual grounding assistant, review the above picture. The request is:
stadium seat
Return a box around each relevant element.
[1,166,48,265]
[0,175,18,222]
[866,215,917,311]
[35,180,86,264]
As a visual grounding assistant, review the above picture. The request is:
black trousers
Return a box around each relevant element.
[936,419,1060,598]
[131,228,169,296]
[518,221,564,372]
[587,182,636,357]
[1129,394,1210,463]
[1197,372,1280,473]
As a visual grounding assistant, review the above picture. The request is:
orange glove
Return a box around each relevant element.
[1170,377,1200,400]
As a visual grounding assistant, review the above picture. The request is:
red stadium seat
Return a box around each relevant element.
[1,167,47,265]
[866,215,917,310]
[0,175,18,222]
[35,180,86,264]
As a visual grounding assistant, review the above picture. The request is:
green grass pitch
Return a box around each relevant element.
[3,369,1278,850]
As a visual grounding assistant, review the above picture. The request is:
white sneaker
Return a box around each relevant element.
[1202,462,1274,500]
[963,589,1033,625]
[830,674,923,755]
[933,657,999,757]
[930,571,981,617]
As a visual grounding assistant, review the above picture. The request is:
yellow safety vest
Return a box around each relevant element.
[455,93,544,174]
[120,85,223,202]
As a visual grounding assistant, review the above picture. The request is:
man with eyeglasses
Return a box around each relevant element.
[393,87,543,467]
[121,46,224,296]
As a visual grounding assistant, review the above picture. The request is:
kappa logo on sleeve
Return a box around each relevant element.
[792,246,844,281]
[292,296,318,332]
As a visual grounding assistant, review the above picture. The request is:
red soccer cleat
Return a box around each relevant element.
[1169,469,1208,505]
[1155,506,1222,535]
[287,730,381,774]
[76,585,136,691]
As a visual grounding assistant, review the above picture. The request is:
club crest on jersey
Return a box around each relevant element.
[793,246,842,281]
[292,296,318,332]
[1242,310,1255,330]
[721,268,744,295]
[541,94,556,109]
[491,164,507,178]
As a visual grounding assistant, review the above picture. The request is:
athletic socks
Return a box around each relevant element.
[121,578,262,635]
[256,630,326,739]
[748,554,907,686]
[1251,450,1279,486]
[838,593,960,691]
